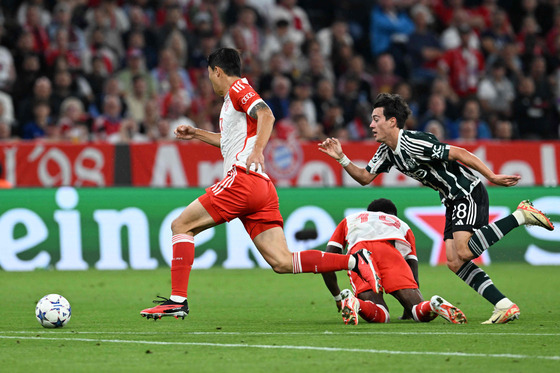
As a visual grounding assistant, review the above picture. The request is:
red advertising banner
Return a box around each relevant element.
[1,140,559,187]
[0,142,115,187]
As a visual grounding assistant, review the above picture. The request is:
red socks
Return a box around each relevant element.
[358,300,389,323]
[292,250,349,273]
[170,234,195,298]
[412,301,437,322]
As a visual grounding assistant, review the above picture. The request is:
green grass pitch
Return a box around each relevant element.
[1,264,559,372]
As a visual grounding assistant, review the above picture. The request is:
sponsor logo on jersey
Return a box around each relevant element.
[241,91,256,105]
[432,145,445,159]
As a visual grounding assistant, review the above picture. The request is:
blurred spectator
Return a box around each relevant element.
[44,28,82,71]
[17,1,50,28]
[372,53,401,94]
[261,18,304,64]
[17,76,54,132]
[266,75,292,121]
[82,26,118,75]
[513,76,554,139]
[305,50,334,88]
[12,30,42,77]
[269,0,313,41]
[293,113,322,141]
[477,58,515,118]
[47,2,86,53]
[456,119,479,143]
[337,54,374,104]
[125,75,150,123]
[0,119,18,142]
[369,0,414,77]
[451,99,492,140]
[118,117,149,143]
[369,0,414,57]
[20,2,50,53]
[21,100,54,140]
[151,48,194,98]
[438,24,485,98]
[516,15,546,68]
[85,1,129,60]
[440,8,480,51]
[316,18,353,59]
[51,69,86,119]
[189,74,220,129]
[546,10,560,56]
[313,78,336,124]
[419,93,453,134]
[493,118,517,140]
[424,119,447,141]
[292,77,317,127]
[122,5,158,68]
[160,70,192,119]
[57,97,90,143]
[85,55,110,108]
[406,4,442,86]
[480,8,514,58]
[394,81,420,120]
[346,101,374,140]
[165,29,189,67]
[92,94,125,142]
[164,95,196,135]
[116,48,156,99]
[138,99,160,140]
[0,90,15,127]
[0,24,16,92]
[320,99,345,137]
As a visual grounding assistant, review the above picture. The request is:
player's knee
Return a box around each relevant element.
[446,260,462,273]
[456,245,474,262]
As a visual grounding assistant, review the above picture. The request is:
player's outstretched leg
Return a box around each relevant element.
[430,295,467,324]
[516,200,554,231]
[482,303,520,324]
[140,296,189,320]
[351,249,383,294]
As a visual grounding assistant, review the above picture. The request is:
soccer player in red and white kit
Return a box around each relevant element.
[140,48,378,320]
[322,198,467,325]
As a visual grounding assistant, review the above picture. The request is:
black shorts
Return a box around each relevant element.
[443,182,489,240]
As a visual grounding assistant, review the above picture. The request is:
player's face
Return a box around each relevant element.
[370,107,395,143]
[207,66,223,96]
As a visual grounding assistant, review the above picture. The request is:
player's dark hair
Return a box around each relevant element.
[373,93,411,129]
[207,48,241,77]
[367,198,398,216]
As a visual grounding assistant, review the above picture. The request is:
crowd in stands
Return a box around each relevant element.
[0,0,559,144]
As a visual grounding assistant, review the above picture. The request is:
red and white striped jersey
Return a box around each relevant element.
[219,78,267,178]
[328,211,417,260]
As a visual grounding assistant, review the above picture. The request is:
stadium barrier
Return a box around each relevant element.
[0,187,558,271]
[1,140,559,187]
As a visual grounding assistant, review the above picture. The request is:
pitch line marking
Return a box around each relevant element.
[1,330,560,337]
[0,335,558,361]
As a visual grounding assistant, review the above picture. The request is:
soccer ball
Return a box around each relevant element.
[35,294,72,328]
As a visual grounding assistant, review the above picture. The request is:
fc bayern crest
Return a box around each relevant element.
[264,138,304,182]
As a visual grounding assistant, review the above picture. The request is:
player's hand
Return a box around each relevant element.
[246,150,265,174]
[336,300,342,312]
[174,125,197,140]
[318,138,344,160]
[490,174,521,187]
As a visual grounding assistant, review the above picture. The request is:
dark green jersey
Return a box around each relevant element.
[365,130,480,204]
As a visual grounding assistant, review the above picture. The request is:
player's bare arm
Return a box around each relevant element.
[174,125,221,147]
[318,138,377,186]
[448,146,520,187]
[246,101,275,173]
[321,244,344,311]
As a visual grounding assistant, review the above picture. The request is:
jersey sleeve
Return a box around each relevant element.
[327,219,348,251]
[406,131,451,162]
[365,144,392,174]
[230,79,264,114]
